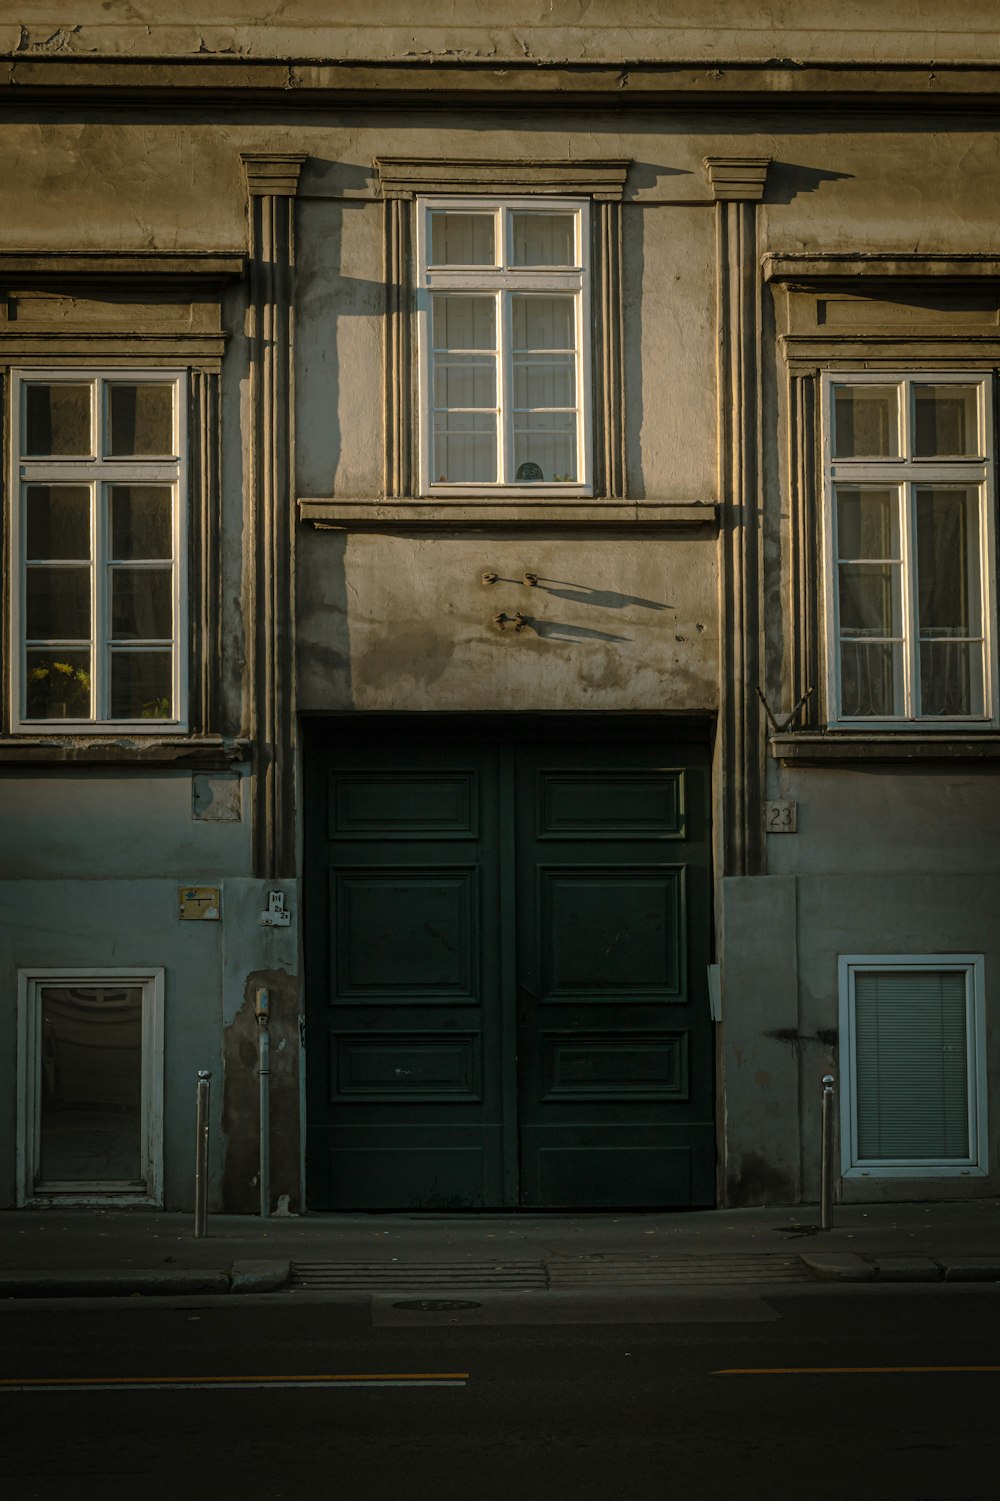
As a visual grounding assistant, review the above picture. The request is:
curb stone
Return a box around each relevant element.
[799,1253,875,1282]
[872,1257,941,1283]
[0,1268,231,1298]
[230,1259,291,1294]
[940,1259,1000,1282]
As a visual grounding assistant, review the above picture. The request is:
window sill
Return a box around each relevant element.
[771,731,1000,765]
[0,735,251,769]
[299,497,719,529]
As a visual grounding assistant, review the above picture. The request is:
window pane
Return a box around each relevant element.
[838,564,901,636]
[512,295,576,352]
[432,413,497,484]
[432,294,496,351]
[914,384,979,458]
[24,384,92,456]
[38,986,143,1184]
[430,212,495,266]
[26,566,91,639]
[919,642,984,717]
[510,213,575,266]
[836,487,899,560]
[25,649,91,719]
[110,486,173,560]
[916,487,981,636]
[25,485,91,560]
[108,383,173,457]
[513,355,576,410]
[513,412,578,483]
[839,641,903,717]
[110,651,173,719]
[855,970,969,1160]
[832,384,899,458]
[433,357,496,410]
[111,567,173,640]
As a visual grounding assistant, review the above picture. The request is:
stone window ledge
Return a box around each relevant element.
[298,497,718,530]
[771,731,1000,765]
[0,735,251,769]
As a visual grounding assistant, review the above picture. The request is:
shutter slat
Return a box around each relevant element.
[855,970,969,1160]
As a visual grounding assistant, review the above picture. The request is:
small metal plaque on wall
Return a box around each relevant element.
[179,885,221,920]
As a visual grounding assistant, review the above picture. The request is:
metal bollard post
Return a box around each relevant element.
[194,1070,212,1239]
[820,1073,836,1231]
[256,989,271,1220]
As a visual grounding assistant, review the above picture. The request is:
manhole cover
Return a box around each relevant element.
[392,1299,482,1312]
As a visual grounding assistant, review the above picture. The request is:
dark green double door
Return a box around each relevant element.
[305,724,715,1210]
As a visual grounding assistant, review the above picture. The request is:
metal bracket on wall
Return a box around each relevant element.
[756,684,814,735]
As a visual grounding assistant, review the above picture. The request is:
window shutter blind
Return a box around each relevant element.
[855,970,969,1160]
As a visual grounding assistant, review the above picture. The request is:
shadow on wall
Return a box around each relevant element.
[765,162,854,205]
[622,195,645,498]
[296,528,354,711]
[295,158,383,501]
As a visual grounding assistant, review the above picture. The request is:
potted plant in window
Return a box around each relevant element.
[26,659,91,719]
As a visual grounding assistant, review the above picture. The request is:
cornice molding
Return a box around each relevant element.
[765,252,1000,284]
[298,497,718,530]
[240,153,307,198]
[703,157,771,203]
[375,157,630,201]
[0,251,244,285]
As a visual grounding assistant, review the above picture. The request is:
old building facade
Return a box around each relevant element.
[3,3,999,1213]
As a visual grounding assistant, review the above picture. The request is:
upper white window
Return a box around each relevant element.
[10,370,187,732]
[821,372,997,727]
[839,955,988,1178]
[415,197,592,496]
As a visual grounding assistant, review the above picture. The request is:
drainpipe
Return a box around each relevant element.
[256,988,271,1218]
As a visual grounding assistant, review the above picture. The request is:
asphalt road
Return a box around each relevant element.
[1,1285,998,1501]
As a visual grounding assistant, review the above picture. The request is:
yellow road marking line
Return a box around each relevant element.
[716,1366,1000,1375]
[0,1373,468,1389]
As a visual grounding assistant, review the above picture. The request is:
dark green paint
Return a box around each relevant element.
[304,720,715,1210]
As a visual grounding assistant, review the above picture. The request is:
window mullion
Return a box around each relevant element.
[900,479,919,718]
[498,288,511,485]
[94,478,107,722]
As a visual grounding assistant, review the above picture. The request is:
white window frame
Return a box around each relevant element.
[16,966,165,1206]
[415,195,593,497]
[9,368,188,733]
[821,370,998,729]
[839,954,988,1179]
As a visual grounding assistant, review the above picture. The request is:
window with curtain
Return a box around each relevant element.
[822,373,996,725]
[840,956,987,1177]
[416,197,591,495]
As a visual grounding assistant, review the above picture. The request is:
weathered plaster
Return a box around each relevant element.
[296,532,718,713]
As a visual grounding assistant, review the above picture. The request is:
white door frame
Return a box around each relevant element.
[16,967,165,1206]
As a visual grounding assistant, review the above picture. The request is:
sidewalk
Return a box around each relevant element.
[2,1200,1000,1297]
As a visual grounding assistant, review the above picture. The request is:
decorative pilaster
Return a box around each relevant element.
[382,193,413,499]
[593,199,626,498]
[188,369,222,735]
[788,371,820,722]
[241,152,306,878]
[705,156,770,877]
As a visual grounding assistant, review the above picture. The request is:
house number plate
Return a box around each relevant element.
[765,800,798,833]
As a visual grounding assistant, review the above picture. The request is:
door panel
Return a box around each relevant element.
[515,743,714,1207]
[305,742,508,1209]
[304,724,714,1210]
